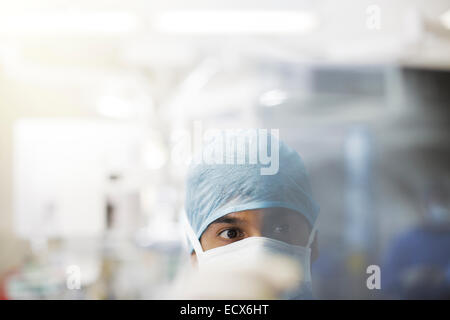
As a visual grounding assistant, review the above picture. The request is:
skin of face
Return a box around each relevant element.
[191,207,318,263]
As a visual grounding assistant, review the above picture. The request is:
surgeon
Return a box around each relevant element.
[381,180,450,299]
[183,130,320,299]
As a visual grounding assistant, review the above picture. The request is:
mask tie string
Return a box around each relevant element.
[306,219,319,249]
[182,213,204,257]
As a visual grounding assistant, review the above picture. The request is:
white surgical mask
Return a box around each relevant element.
[183,214,318,300]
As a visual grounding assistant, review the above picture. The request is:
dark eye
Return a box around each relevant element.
[218,228,240,239]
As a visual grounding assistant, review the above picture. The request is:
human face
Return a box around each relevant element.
[193,207,318,261]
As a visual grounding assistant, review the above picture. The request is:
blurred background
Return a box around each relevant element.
[1,0,450,299]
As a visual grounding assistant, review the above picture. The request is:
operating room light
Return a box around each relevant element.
[154,11,318,34]
[141,141,167,170]
[259,89,288,107]
[97,95,135,119]
[0,12,138,36]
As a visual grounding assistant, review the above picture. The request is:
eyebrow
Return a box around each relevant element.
[211,216,244,225]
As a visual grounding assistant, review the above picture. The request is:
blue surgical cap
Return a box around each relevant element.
[184,131,319,251]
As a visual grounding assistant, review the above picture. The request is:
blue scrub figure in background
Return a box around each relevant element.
[382,180,450,299]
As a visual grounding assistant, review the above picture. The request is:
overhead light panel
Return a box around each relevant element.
[0,12,139,36]
[260,89,288,107]
[154,11,318,35]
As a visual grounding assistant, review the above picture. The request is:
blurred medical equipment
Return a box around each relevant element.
[7,119,186,299]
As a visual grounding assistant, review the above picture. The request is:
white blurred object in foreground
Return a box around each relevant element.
[167,252,302,300]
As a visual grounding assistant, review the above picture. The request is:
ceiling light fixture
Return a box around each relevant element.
[154,11,318,35]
